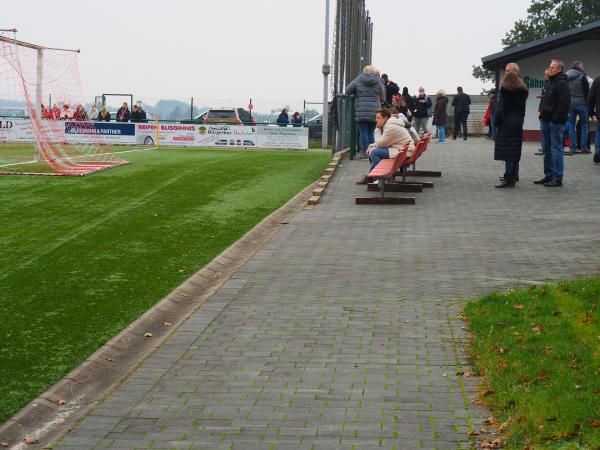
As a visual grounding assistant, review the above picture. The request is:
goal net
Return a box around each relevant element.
[0,30,129,175]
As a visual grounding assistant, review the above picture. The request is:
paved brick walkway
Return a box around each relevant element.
[55,139,600,449]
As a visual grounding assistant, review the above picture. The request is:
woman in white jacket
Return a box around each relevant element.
[366,109,415,171]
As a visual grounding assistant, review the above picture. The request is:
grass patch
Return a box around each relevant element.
[464,278,600,449]
[0,146,329,423]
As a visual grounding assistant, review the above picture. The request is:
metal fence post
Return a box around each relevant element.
[349,95,357,159]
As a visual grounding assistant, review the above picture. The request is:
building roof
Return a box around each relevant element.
[482,20,600,70]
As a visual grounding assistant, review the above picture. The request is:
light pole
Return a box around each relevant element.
[322,0,331,150]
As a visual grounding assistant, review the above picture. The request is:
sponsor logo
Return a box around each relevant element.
[0,120,13,129]
[198,126,207,135]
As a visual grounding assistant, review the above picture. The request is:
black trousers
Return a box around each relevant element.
[453,112,468,139]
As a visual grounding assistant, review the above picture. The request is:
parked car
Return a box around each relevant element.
[203,108,241,125]
[305,113,323,139]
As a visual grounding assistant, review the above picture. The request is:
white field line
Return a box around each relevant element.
[0,159,37,168]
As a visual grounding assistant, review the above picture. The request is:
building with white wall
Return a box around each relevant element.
[482,20,600,141]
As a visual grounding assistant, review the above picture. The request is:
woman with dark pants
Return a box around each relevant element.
[345,65,385,157]
[494,71,529,188]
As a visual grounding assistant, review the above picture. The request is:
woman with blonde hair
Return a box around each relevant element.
[494,71,529,188]
[432,89,448,143]
[346,65,385,158]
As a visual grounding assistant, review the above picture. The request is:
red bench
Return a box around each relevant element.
[355,142,416,205]
[366,133,434,192]
[404,132,441,178]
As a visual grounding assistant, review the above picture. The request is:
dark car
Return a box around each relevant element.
[305,113,322,139]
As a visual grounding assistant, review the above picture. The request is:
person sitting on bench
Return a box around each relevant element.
[358,109,415,183]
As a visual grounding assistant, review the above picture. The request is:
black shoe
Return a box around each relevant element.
[564,149,573,155]
[594,152,600,164]
[495,178,515,188]
[534,177,551,185]
[544,179,563,187]
[463,137,467,141]
[581,150,591,154]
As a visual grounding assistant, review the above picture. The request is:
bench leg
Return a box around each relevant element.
[368,183,423,192]
[407,170,442,177]
[355,196,416,205]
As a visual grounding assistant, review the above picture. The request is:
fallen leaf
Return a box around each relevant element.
[0,443,9,448]
[467,430,480,436]
[497,421,509,432]
[456,313,468,321]
[537,370,548,378]
[177,269,186,273]
[483,388,495,397]
[483,417,498,426]
[57,399,66,405]
[497,359,508,369]
[532,324,544,333]
[180,291,190,298]
[582,314,594,324]
[104,357,114,362]
[23,438,39,445]
[588,420,600,427]
[575,384,582,390]
[442,373,447,377]
[513,304,524,310]
[163,321,173,327]
[404,320,411,323]
[144,332,153,338]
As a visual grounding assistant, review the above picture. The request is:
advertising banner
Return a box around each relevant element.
[135,123,257,147]
[0,118,35,143]
[1,119,307,149]
[256,126,308,149]
[65,122,136,144]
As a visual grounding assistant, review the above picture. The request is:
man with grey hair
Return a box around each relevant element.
[565,60,590,153]
[536,59,570,187]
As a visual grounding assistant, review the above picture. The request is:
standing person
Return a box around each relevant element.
[73,104,88,121]
[291,111,302,126]
[536,59,571,187]
[345,65,385,159]
[412,87,432,135]
[98,106,111,122]
[130,105,141,122]
[89,104,98,120]
[392,94,411,121]
[116,102,130,122]
[138,104,147,121]
[588,73,600,163]
[452,86,471,140]
[432,89,448,143]
[484,89,497,140]
[381,74,400,106]
[401,87,415,122]
[276,108,289,127]
[565,61,589,154]
[493,72,529,188]
[51,104,61,120]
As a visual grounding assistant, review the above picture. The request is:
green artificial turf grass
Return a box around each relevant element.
[0,147,329,423]
[464,279,600,449]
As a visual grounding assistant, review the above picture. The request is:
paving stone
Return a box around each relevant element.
[53,140,600,448]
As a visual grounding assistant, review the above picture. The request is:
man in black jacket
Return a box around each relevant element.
[381,74,400,106]
[536,59,571,187]
[452,87,471,140]
[588,75,600,163]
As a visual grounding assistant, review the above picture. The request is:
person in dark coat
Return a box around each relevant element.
[381,74,400,106]
[537,59,571,187]
[451,86,471,140]
[493,72,528,188]
[276,108,289,127]
[291,111,302,127]
[432,89,448,143]
[587,74,600,163]
[401,87,415,122]
[345,65,385,157]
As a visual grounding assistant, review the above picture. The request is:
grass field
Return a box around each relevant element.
[465,279,600,449]
[0,146,330,424]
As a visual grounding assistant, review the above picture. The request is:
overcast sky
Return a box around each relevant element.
[5,0,530,112]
